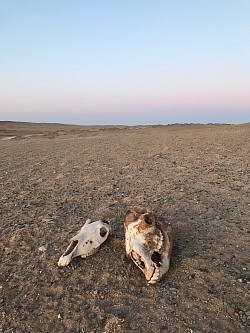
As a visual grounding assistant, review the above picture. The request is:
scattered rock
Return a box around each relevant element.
[4,248,12,255]
[1,123,249,333]
[55,174,66,180]
[199,266,209,273]
[38,245,47,252]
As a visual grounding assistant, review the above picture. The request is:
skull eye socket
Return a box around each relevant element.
[63,240,78,256]
[144,214,152,225]
[151,251,162,267]
[101,220,110,225]
[99,227,108,237]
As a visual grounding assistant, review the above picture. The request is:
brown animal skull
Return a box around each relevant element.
[124,206,173,284]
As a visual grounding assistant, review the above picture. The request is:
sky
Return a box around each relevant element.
[0,0,250,125]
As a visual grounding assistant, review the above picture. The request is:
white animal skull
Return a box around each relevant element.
[58,219,111,266]
[124,206,173,284]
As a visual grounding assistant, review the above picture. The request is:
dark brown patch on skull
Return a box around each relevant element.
[135,213,156,233]
[124,212,138,224]
[156,221,173,257]
[144,232,161,250]
[124,205,151,228]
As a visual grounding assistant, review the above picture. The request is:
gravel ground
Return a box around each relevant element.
[0,122,249,333]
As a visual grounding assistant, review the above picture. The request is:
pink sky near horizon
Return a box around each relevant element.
[1,76,249,117]
[0,1,250,124]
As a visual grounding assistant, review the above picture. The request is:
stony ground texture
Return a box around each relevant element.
[0,121,249,333]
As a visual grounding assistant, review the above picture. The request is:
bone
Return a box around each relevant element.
[58,219,111,266]
[124,206,173,284]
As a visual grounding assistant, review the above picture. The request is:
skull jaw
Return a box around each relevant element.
[58,239,101,266]
[58,239,78,266]
[80,246,99,258]
[130,249,171,284]
[131,250,157,283]
[58,247,100,266]
[58,254,72,266]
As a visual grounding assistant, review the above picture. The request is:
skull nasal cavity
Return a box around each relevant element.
[144,214,152,225]
[63,240,78,256]
[100,227,108,237]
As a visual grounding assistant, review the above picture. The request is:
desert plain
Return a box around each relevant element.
[0,121,249,333]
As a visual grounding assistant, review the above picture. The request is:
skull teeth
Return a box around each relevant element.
[81,248,98,258]
[156,231,164,251]
[148,265,160,284]
[131,251,145,270]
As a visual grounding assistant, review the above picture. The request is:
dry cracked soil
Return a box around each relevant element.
[0,121,249,333]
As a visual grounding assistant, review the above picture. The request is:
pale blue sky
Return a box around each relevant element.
[0,1,250,124]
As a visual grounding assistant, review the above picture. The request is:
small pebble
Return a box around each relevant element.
[38,245,47,252]
[199,266,209,273]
